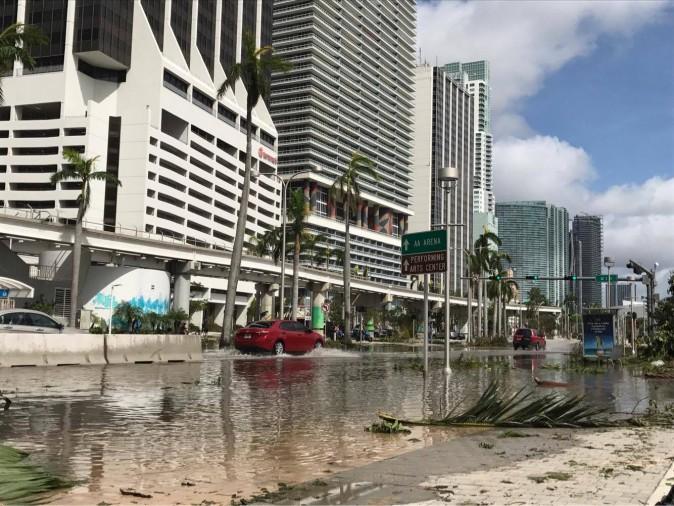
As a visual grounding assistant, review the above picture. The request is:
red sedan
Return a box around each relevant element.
[234,320,324,355]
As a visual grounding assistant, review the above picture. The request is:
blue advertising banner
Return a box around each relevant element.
[583,313,615,358]
[0,289,8,298]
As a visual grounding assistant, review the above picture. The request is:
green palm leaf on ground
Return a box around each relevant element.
[0,445,71,504]
[379,380,620,429]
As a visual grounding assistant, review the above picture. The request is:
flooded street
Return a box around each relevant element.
[0,345,673,504]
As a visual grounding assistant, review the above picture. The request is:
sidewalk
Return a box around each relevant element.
[265,426,674,505]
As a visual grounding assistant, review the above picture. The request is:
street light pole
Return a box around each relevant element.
[107,283,122,333]
[604,256,615,309]
[439,166,459,375]
[261,169,320,319]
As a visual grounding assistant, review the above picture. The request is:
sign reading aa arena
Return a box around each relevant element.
[582,313,615,358]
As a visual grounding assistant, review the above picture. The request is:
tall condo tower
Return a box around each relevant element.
[410,64,474,295]
[496,201,569,305]
[443,61,494,215]
[271,0,416,287]
[572,215,603,308]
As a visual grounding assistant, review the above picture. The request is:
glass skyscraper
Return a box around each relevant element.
[572,215,603,308]
[496,201,569,305]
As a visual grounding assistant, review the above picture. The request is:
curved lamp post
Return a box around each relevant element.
[257,168,321,318]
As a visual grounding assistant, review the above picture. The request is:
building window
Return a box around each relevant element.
[192,88,214,113]
[170,0,191,64]
[163,70,188,98]
[315,187,328,216]
[196,0,216,77]
[24,0,68,73]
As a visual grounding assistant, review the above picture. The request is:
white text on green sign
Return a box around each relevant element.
[401,230,447,255]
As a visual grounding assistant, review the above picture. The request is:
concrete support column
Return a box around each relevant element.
[363,203,369,229]
[329,197,336,219]
[235,303,248,328]
[173,261,190,314]
[311,282,330,335]
[386,210,393,235]
[258,282,277,319]
[356,201,363,227]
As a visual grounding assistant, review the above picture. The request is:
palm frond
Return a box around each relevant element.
[0,445,71,504]
[49,165,79,184]
[379,380,618,429]
[0,23,47,73]
[88,170,122,187]
[217,63,241,98]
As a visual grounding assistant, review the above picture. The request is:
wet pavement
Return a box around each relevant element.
[0,343,672,504]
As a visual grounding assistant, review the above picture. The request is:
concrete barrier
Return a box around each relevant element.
[105,334,202,364]
[0,333,106,367]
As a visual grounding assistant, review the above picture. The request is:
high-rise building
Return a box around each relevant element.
[271,0,416,287]
[612,283,633,306]
[0,0,279,248]
[410,64,474,295]
[443,61,494,216]
[0,0,280,323]
[548,205,570,305]
[571,215,603,308]
[496,201,569,305]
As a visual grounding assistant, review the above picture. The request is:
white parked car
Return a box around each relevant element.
[0,309,66,333]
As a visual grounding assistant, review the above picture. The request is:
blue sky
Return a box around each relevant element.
[418,0,674,291]
[523,16,674,191]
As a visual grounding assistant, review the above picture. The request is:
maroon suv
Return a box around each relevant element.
[234,320,324,355]
[513,328,546,350]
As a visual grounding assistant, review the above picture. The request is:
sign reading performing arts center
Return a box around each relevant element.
[401,230,447,275]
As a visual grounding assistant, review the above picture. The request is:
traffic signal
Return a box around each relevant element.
[525,275,539,280]
[563,275,577,281]
[489,274,502,281]
[626,260,645,275]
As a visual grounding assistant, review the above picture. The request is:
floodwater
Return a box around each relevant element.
[0,345,672,504]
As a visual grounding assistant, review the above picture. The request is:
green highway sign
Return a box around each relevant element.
[401,230,446,255]
[401,251,447,275]
[401,230,447,275]
[595,274,618,282]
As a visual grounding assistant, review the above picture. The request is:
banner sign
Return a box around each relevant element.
[582,313,615,358]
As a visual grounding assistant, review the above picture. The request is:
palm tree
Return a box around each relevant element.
[304,232,328,268]
[250,228,282,263]
[51,149,121,326]
[112,301,143,333]
[217,32,290,346]
[499,278,519,338]
[0,23,47,101]
[286,188,310,320]
[486,250,511,338]
[470,231,502,339]
[527,287,548,329]
[330,152,378,342]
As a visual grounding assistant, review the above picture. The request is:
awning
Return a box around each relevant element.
[0,277,34,298]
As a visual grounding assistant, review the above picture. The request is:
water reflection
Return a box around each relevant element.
[0,349,672,503]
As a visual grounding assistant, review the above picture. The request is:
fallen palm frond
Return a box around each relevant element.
[379,381,619,428]
[366,419,411,434]
[0,445,71,504]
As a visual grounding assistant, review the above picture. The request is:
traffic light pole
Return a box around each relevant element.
[626,259,656,338]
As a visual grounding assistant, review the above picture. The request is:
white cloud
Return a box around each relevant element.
[418,1,672,295]
[493,135,674,294]
[418,0,669,137]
